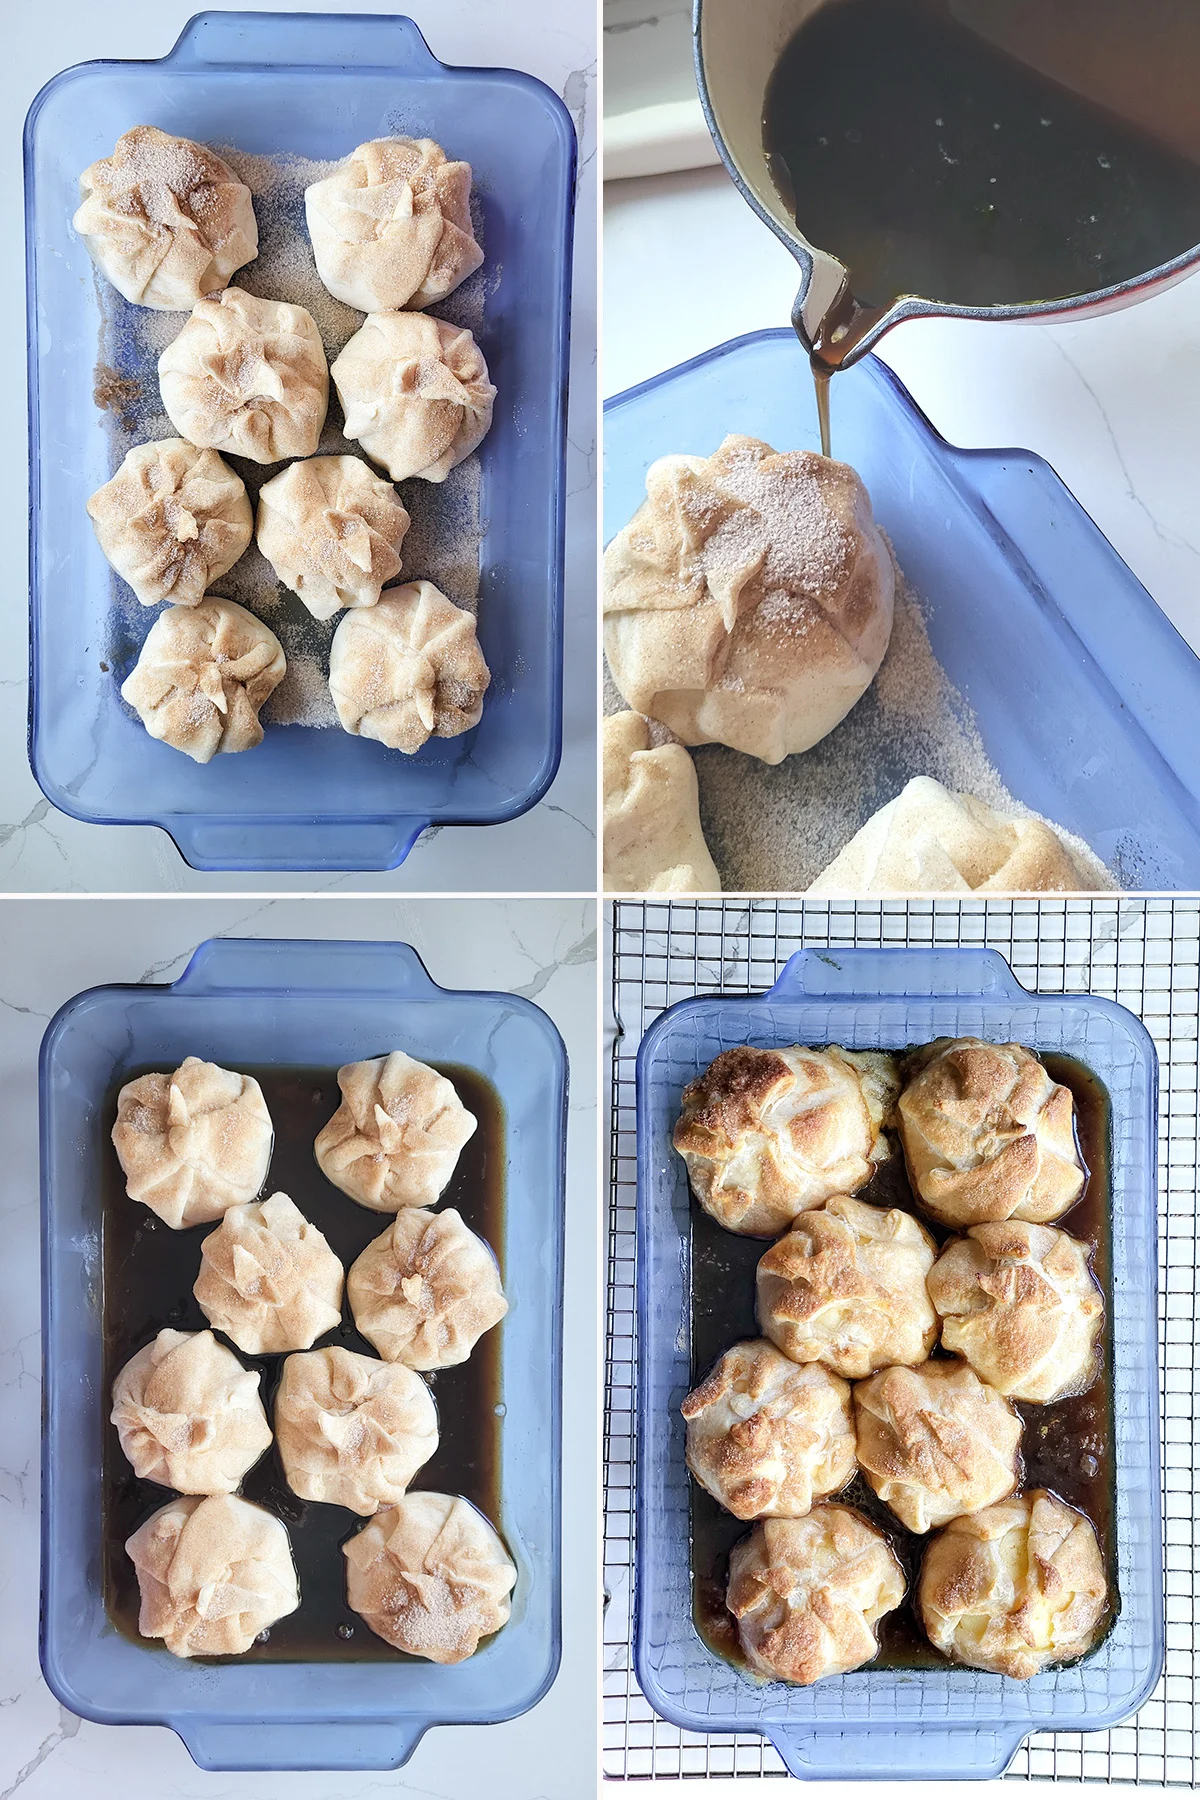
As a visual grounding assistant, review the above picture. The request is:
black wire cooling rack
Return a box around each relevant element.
[603,898,1200,1784]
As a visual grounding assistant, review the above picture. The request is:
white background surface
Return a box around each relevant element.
[6,0,597,893]
[0,895,598,1799]
[603,23,1200,660]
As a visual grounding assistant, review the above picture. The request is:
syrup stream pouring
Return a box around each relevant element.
[694,0,1200,457]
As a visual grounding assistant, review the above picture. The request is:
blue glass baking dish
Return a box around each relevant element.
[605,330,1200,890]
[39,936,566,1771]
[635,945,1162,1781]
[24,13,575,872]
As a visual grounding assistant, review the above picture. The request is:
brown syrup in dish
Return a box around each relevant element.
[101,1061,504,1663]
[689,1049,1114,1675]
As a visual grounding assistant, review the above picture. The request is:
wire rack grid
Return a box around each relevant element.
[603,897,1200,1786]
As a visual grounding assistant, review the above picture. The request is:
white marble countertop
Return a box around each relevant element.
[605,162,1200,659]
[0,896,597,1799]
[4,0,596,893]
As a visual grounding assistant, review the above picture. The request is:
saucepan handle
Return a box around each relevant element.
[176,1718,427,1773]
[766,945,1027,1004]
[766,1721,1027,1782]
[172,937,445,1000]
[165,10,442,72]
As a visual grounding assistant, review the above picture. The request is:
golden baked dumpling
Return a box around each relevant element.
[604,435,895,764]
[275,1347,438,1516]
[347,1207,507,1370]
[111,1329,271,1494]
[928,1222,1103,1402]
[756,1195,937,1378]
[193,1192,344,1356]
[603,711,720,894]
[918,1491,1109,1678]
[897,1039,1086,1228]
[111,1056,273,1228]
[673,1045,899,1237]
[343,1492,516,1663]
[726,1505,904,1684]
[854,1359,1021,1533]
[126,1494,298,1658]
[315,1051,477,1211]
[682,1339,854,1519]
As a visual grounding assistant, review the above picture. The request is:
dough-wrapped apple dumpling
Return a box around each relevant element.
[603,711,720,894]
[111,1328,271,1494]
[927,1220,1103,1402]
[343,1491,516,1663]
[305,137,483,313]
[682,1339,854,1519]
[348,1206,507,1371]
[126,1493,298,1659]
[276,1346,438,1516]
[87,439,252,610]
[332,313,494,484]
[256,456,409,622]
[756,1194,937,1378]
[853,1358,1022,1534]
[74,126,257,311]
[918,1491,1109,1678]
[673,1044,899,1236]
[120,598,286,764]
[193,1191,344,1355]
[314,1051,477,1211]
[726,1505,905,1684]
[897,1038,1086,1227]
[111,1056,273,1229]
[604,435,894,764]
[328,583,490,754]
[159,287,329,464]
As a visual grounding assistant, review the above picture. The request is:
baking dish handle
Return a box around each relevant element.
[766,1723,1026,1782]
[767,945,1026,1002]
[177,1718,427,1772]
[166,11,443,71]
[174,936,445,998]
[166,817,426,873]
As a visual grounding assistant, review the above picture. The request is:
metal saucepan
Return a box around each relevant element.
[693,0,1200,367]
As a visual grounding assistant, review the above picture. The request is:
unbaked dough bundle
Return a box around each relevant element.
[675,1033,1111,1684]
[603,434,1110,895]
[110,1045,512,1663]
[79,125,496,764]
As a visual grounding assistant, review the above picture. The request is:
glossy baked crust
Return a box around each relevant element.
[918,1490,1108,1677]
[674,1044,899,1237]
[756,1193,937,1378]
[682,1339,854,1518]
[896,1038,1086,1227]
[853,1358,1022,1533]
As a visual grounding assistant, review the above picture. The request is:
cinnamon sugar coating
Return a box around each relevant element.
[604,434,894,763]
